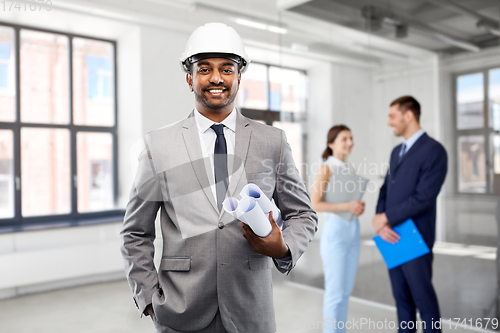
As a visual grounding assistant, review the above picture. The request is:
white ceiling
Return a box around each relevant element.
[286,0,500,54]
[0,0,443,69]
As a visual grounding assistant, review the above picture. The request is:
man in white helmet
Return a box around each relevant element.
[121,23,317,333]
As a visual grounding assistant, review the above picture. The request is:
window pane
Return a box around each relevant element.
[73,38,115,126]
[0,27,15,122]
[269,67,307,112]
[456,73,484,129]
[492,134,500,195]
[77,132,114,212]
[0,130,14,218]
[273,121,304,180]
[458,135,486,193]
[20,30,69,124]
[494,135,500,175]
[489,68,500,131]
[238,63,268,110]
[21,128,70,216]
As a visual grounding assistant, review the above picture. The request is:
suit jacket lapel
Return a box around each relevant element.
[393,133,428,174]
[227,110,252,199]
[181,111,219,214]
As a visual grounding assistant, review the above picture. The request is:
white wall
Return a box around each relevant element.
[306,62,333,239]
[139,26,193,134]
[330,63,377,238]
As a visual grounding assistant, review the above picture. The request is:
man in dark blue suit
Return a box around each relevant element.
[373,96,448,333]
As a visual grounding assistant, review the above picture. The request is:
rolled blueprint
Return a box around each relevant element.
[223,196,272,237]
[237,197,272,237]
[223,197,244,220]
[240,183,282,229]
[223,183,283,237]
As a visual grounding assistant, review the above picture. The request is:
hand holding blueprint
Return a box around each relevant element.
[223,183,282,237]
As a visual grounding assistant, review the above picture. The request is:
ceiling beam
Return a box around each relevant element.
[426,0,500,36]
[277,0,314,11]
[416,0,494,23]
[361,5,481,52]
[426,0,499,24]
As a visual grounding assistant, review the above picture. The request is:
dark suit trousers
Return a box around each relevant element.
[153,310,228,333]
[389,253,441,333]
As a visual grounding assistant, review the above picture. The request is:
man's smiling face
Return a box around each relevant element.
[187,57,241,113]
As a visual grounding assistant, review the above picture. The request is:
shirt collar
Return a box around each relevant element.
[403,128,425,151]
[194,108,237,134]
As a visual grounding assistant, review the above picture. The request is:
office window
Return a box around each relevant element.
[456,73,484,130]
[492,134,500,174]
[489,68,500,131]
[269,67,306,113]
[0,130,14,218]
[238,63,268,110]
[20,30,70,124]
[0,22,120,230]
[455,68,500,194]
[238,63,307,181]
[73,38,115,126]
[0,26,15,122]
[0,43,10,88]
[21,128,71,216]
[457,135,486,193]
[77,132,114,213]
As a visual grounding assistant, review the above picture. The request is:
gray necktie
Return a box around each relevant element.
[211,124,228,211]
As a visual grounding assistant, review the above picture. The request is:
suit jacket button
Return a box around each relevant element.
[218,222,224,229]
[391,180,396,184]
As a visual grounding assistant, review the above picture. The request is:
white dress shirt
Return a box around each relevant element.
[400,128,425,157]
[194,108,236,202]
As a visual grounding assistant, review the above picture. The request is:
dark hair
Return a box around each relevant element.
[390,95,421,123]
[322,125,351,161]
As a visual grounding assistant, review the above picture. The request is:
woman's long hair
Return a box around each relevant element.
[322,125,351,161]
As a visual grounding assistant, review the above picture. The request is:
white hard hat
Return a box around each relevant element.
[180,22,250,73]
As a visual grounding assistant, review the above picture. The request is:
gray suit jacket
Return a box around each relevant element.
[120,110,317,333]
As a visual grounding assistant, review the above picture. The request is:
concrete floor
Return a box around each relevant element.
[0,238,497,332]
[0,276,493,333]
[288,238,499,328]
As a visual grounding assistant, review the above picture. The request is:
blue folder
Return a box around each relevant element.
[373,219,430,269]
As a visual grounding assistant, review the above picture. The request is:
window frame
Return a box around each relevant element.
[0,21,123,232]
[453,67,497,196]
[239,62,308,184]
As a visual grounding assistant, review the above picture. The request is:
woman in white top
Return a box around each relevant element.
[311,125,365,333]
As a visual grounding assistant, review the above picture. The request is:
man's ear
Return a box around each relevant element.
[237,72,241,85]
[403,110,412,123]
[186,73,193,92]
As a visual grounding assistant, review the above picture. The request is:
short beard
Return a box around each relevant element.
[194,88,238,111]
